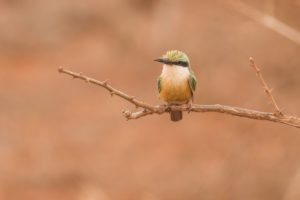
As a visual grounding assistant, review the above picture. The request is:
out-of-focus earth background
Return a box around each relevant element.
[1,0,300,199]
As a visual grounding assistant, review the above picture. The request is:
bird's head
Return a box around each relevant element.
[154,50,190,67]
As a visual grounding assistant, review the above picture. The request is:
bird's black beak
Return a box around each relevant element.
[154,57,170,64]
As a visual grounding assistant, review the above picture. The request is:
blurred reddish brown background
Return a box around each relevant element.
[1,0,300,199]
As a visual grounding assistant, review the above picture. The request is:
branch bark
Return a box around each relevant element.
[58,58,300,129]
[249,57,282,115]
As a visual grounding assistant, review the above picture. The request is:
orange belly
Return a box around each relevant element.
[159,77,192,104]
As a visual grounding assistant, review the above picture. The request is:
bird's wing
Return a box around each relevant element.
[157,76,162,93]
[188,71,197,94]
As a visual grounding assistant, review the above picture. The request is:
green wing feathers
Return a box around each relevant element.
[189,71,197,93]
[157,76,161,92]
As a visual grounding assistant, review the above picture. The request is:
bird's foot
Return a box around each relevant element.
[187,102,192,113]
[165,104,171,112]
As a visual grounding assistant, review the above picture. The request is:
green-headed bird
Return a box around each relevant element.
[155,50,197,121]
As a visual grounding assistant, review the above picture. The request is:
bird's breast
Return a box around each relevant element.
[159,65,192,104]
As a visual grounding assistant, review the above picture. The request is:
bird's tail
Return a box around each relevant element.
[170,111,182,121]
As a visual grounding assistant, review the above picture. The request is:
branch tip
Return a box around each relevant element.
[122,110,131,118]
[249,57,254,62]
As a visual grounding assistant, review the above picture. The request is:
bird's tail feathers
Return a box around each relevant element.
[170,111,182,121]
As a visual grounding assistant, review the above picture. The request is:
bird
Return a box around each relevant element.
[155,50,197,121]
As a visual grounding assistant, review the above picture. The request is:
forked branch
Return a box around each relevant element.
[58,58,300,128]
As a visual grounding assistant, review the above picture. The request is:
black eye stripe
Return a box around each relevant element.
[173,61,188,67]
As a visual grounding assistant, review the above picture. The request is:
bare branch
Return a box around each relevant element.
[58,67,162,113]
[58,60,300,129]
[249,57,282,115]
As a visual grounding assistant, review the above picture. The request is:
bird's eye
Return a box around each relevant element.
[177,61,187,66]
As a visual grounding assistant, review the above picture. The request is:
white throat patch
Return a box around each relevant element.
[161,64,190,82]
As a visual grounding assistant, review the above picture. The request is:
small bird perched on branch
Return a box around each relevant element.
[155,50,197,121]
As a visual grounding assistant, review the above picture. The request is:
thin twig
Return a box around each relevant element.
[58,59,300,129]
[58,67,161,113]
[249,57,282,115]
